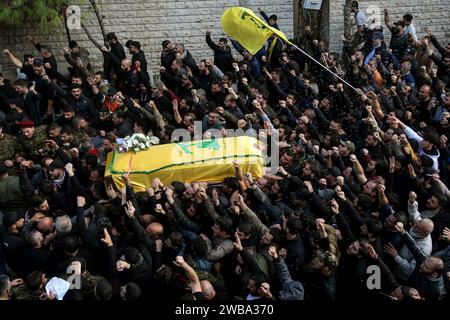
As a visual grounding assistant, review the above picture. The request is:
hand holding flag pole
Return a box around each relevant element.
[221,7,360,94]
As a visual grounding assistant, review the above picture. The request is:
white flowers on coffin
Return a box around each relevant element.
[118,133,160,153]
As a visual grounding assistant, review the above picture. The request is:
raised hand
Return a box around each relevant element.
[233,232,243,251]
[101,228,113,247]
[383,243,398,257]
[124,200,136,219]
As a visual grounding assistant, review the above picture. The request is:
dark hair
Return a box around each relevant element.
[434,193,448,209]
[15,79,28,87]
[156,265,173,285]
[24,271,43,291]
[106,32,117,41]
[249,271,269,288]
[365,218,383,237]
[215,216,234,236]
[269,228,283,244]
[351,1,359,8]
[104,133,117,144]
[135,118,150,133]
[286,215,303,234]
[237,220,252,236]
[95,278,113,300]
[223,177,240,191]
[92,181,107,200]
[420,155,434,168]
[86,155,100,168]
[61,125,73,135]
[219,37,228,44]
[393,211,408,224]
[124,247,142,265]
[357,194,372,211]
[423,131,439,146]
[68,40,78,49]
[171,181,186,195]
[29,194,46,209]
[63,235,80,255]
[162,40,171,48]
[123,282,142,300]
[113,111,126,119]
[403,14,413,22]
[70,83,81,91]
[269,14,277,21]
[125,40,133,48]
[192,237,208,258]
[183,95,194,107]
[168,231,184,248]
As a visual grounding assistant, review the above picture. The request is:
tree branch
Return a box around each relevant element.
[81,22,103,50]
[88,0,107,44]
[343,0,353,40]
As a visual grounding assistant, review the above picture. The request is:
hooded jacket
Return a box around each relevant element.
[403,125,441,172]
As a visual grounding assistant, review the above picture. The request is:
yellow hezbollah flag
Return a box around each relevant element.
[221,7,292,55]
[105,136,265,192]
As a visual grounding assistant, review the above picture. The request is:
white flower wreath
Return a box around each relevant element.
[117,134,160,153]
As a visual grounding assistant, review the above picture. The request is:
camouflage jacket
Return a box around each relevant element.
[18,126,48,161]
[0,133,21,163]
[11,284,43,301]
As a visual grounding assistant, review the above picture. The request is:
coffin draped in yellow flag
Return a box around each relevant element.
[221,7,292,55]
[105,136,265,192]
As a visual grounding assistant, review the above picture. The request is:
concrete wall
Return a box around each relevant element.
[0,0,294,77]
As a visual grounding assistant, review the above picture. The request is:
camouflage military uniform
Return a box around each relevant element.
[0,133,20,163]
[72,128,88,147]
[11,283,43,300]
[18,125,48,162]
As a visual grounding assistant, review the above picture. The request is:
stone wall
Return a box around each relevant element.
[328,0,450,54]
[0,0,294,77]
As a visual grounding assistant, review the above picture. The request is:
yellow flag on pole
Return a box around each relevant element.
[221,7,292,55]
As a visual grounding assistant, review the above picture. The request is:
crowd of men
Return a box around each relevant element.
[0,2,449,301]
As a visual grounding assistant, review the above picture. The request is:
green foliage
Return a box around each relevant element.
[0,0,70,30]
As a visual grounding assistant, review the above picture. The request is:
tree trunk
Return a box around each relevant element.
[63,13,72,44]
[343,0,353,40]
[81,22,103,50]
[88,0,107,44]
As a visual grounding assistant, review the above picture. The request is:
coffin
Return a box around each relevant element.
[105,136,265,192]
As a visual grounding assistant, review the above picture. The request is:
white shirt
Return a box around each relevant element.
[405,24,418,41]
[354,11,367,28]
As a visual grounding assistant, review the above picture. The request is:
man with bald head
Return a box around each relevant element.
[146,222,164,240]
[415,84,434,122]
[200,279,228,301]
[36,217,54,235]
[200,280,216,300]
[393,222,445,300]
[386,217,434,281]
[117,57,139,98]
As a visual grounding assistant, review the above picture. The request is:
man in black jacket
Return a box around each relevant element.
[105,33,126,79]
[205,31,233,73]
[128,41,149,82]
[48,80,99,126]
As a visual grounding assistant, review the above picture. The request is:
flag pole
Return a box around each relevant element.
[289,43,361,94]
